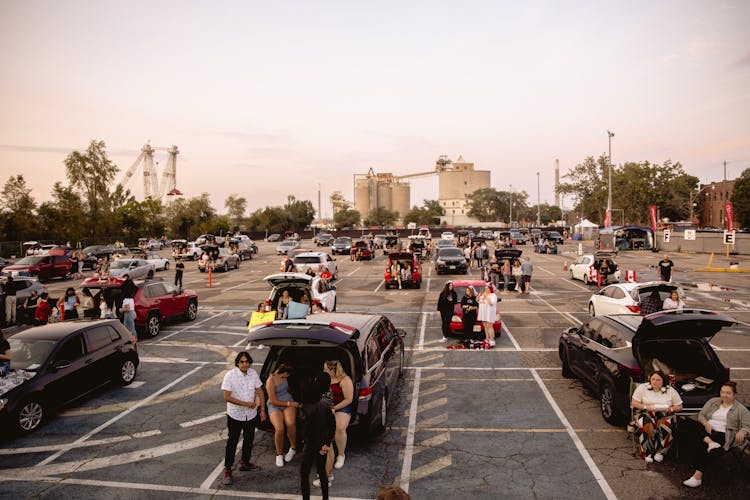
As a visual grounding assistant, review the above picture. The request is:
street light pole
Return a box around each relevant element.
[536,172,541,226]
[509,184,513,227]
[607,130,614,227]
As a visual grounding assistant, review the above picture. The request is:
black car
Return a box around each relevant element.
[558,309,738,426]
[493,248,523,290]
[435,247,468,274]
[1,320,139,433]
[267,233,281,242]
[315,233,334,246]
[246,312,405,436]
[331,237,352,255]
[81,245,119,270]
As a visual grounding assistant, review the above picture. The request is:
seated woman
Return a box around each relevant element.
[683,381,750,488]
[265,363,301,467]
[277,290,292,319]
[391,261,403,289]
[631,370,683,463]
[662,290,685,310]
[323,360,354,471]
[300,291,313,314]
[401,262,412,283]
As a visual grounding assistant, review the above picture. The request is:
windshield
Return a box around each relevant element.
[12,256,43,266]
[110,260,134,269]
[439,248,463,258]
[294,256,322,264]
[10,338,57,371]
[334,238,351,244]
[280,241,296,247]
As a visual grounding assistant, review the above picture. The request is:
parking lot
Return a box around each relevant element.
[1,240,749,499]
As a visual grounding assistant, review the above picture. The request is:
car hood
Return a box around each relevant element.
[3,264,36,270]
[264,273,313,288]
[494,248,523,259]
[438,254,464,261]
[632,310,736,357]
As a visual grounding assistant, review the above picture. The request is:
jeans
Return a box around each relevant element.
[5,296,16,324]
[123,311,137,338]
[300,447,329,500]
[225,415,257,469]
[502,274,510,290]
[440,310,452,337]
[175,271,183,289]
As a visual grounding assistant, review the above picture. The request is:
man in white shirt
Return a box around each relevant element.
[221,351,267,485]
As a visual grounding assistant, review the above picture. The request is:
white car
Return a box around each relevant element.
[292,252,338,279]
[588,281,684,317]
[176,242,204,261]
[264,273,337,313]
[569,251,620,285]
[108,258,156,280]
[440,231,455,240]
[277,240,300,255]
[144,252,170,271]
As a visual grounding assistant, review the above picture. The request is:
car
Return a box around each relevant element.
[383,251,422,289]
[315,233,334,246]
[509,230,527,245]
[0,257,12,273]
[143,252,170,271]
[175,241,203,261]
[245,312,405,436]
[478,229,494,240]
[435,239,454,250]
[108,258,155,280]
[81,277,199,337]
[450,280,502,336]
[534,239,558,254]
[493,248,523,290]
[226,238,255,261]
[81,245,118,270]
[350,240,374,261]
[0,276,48,323]
[373,234,387,249]
[440,231,455,240]
[588,281,684,317]
[530,228,542,242]
[435,247,468,275]
[277,239,300,255]
[147,239,163,250]
[198,246,240,272]
[264,272,337,313]
[558,309,740,425]
[543,231,564,244]
[1,319,139,433]
[293,252,338,279]
[381,235,400,254]
[569,252,620,285]
[331,237,352,255]
[267,233,281,242]
[2,255,73,281]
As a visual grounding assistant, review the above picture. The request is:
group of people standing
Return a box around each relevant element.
[437,281,498,346]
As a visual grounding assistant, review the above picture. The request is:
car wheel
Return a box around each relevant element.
[185,300,198,321]
[164,262,170,271]
[599,379,626,425]
[147,270,154,279]
[583,274,589,285]
[118,358,137,385]
[193,253,199,261]
[146,312,161,337]
[560,346,574,378]
[377,392,388,433]
[223,263,229,272]
[384,282,390,290]
[588,303,596,317]
[16,398,44,433]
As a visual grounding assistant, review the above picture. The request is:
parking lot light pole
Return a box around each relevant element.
[536,172,541,226]
[509,184,513,227]
[607,130,614,227]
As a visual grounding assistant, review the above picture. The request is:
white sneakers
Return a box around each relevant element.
[707,441,721,452]
[313,474,334,487]
[683,476,702,488]
[489,340,496,347]
[439,337,448,343]
[653,453,664,463]
[334,454,345,469]
[275,455,284,467]
[644,455,654,463]
[284,448,296,462]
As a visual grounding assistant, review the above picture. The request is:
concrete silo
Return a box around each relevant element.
[391,182,411,222]
[438,156,491,226]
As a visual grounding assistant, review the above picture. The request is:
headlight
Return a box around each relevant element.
[437,260,445,265]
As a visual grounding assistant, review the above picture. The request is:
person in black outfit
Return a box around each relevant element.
[175,261,185,289]
[658,255,674,282]
[460,286,479,337]
[437,282,457,342]
[299,372,335,500]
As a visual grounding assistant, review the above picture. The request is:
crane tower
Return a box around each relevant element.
[118,143,181,202]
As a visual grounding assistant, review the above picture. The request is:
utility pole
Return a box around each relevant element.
[607,130,615,227]
[536,172,541,226]
[509,184,513,227]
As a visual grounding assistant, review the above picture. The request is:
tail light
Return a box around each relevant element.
[358,386,373,401]
[725,366,731,380]
[626,305,641,313]
[624,365,642,381]
[330,322,356,335]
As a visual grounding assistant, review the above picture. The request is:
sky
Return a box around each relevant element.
[1,0,749,219]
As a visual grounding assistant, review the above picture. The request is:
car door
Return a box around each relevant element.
[594,286,629,315]
[45,333,93,407]
[364,330,386,427]
[567,319,602,387]
[161,283,185,319]
[145,282,168,319]
[378,319,400,394]
[83,325,120,385]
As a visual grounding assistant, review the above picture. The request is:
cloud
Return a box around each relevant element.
[230,163,264,169]
[0,144,74,154]
[727,51,750,69]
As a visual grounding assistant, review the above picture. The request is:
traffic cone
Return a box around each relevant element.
[563,261,568,271]
[208,266,213,288]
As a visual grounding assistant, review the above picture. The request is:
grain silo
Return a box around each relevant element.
[391,182,410,221]
[354,168,412,225]
[438,156,491,225]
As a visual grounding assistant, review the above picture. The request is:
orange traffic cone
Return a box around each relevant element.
[208,266,213,288]
[563,261,568,271]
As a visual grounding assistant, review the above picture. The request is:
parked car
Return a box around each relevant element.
[1,319,139,433]
[175,241,203,261]
[292,252,338,279]
[277,239,300,255]
[0,276,48,323]
[315,233,334,246]
[569,252,620,285]
[267,233,281,242]
[383,251,422,289]
[382,235,400,254]
[450,280,502,336]
[435,247,468,275]
[264,272,337,313]
[588,281,683,317]
[198,246,240,272]
[227,238,255,261]
[350,240,374,261]
[2,255,73,281]
[493,248,523,290]
[143,253,170,271]
[543,231,564,244]
[108,259,155,280]
[245,312,405,436]
[558,309,739,425]
[81,277,198,337]
[147,239,163,250]
[331,237,352,255]
[440,231,455,240]
[530,228,542,242]
[0,257,11,273]
[509,230,527,245]
[435,239,454,250]
[81,245,118,270]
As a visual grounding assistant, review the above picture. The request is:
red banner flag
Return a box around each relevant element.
[649,205,658,232]
[724,202,734,231]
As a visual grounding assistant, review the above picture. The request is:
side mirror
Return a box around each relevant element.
[396,328,407,338]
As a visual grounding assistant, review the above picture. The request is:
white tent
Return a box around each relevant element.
[574,219,599,240]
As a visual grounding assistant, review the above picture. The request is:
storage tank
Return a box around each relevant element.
[391,182,411,221]
[354,178,372,221]
[377,183,392,214]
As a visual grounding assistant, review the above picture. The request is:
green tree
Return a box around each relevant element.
[404,199,444,225]
[225,194,248,230]
[524,204,563,225]
[333,208,361,229]
[247,206,288,233]
[731,168,750,229]
[363,207,399,227]
[465,188,528,222]
[0,175,37,241]
[164,193,216,239]
[284,195,316,231]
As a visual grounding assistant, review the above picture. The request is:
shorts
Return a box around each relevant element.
[267,400,294,414]
[521,275,531,285]
[335,406,352,416]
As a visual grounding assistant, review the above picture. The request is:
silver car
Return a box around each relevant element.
[108,259,156,280]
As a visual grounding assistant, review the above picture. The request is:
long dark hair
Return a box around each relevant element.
[440,282,453,298]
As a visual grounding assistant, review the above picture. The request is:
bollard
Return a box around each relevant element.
[563,260,568,271]
[208,266,213,288]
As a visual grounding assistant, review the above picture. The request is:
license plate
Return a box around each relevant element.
[473,325,482,332]
[19,271,28,276]
[449,266,456,269]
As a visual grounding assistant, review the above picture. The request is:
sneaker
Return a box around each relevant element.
[489,340,496,346]
[707,441,721,452]
[284,447,296,463]
[683,476,702,488]
[275,455,284,467]
[439,337,449,343]
[222,470,233,485]
[644,455,654,463]
[334,454,345,469]
[313,474,334,488]
[653,453,664,463]
[239,462,260,471]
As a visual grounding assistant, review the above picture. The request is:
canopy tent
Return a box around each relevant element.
[573,219,599,240]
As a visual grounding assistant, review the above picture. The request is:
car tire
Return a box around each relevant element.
[583,274,589,285]
[332,297,337,312]
[185,300,198,321]
[164,262,170,271]
[147,270,154,279]
[384,282,390,290]
[599,379,627,426]
[193,253,199,261]
[146,312,161,337]
[223,263,229,272]
[118,358,137,386]
[16,398,44,433]
[560,346,574,378]
[588,303,596,317]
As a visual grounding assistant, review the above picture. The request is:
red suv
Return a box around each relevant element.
[383,251,422,289]
[81,277,198,337]
[3,255,73,281]
[350,240,374,261]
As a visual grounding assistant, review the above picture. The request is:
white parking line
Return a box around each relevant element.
[561,277,593,292]
[373,279,384,293]
[426,278,431,293]
[531,291,582,325]
[179,412,225,428]
[0,430,162,455]
[399,367,422,494]
[152,312,226,344]
[418,312,427,351]
[347,267,361,276]
[501,322,521,350]
[219,278,262,293]
[530,369,617,500]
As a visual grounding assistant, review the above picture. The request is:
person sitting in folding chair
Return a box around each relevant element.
[631,370,683,463]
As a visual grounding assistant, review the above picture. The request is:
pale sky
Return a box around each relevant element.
[1,0,748,218]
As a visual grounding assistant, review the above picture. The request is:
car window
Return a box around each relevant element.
[376,321,391,350]
[598,323,627,349]
[85,326,114,352]
[147,283,168,297]
[164,283,178,294]
[365,334,382,370]
[55,334,85,362]
[610,287,627,300]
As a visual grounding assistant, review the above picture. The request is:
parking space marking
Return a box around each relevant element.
[373,279,384,293]
[139,356,189,363]
[153,312,226,344]
[417,312,427,350]
[38,364,208,466]
[426,277,431,292]
[179,412,226,428]
[399,367,422,493]
[559,277,594,292]
[0,430,162,455]
[530,368,617,500]
[416,397,447,414]
[125,381,146,388]
[530,291,582,325]
[219,278,263,293]
[536,265,556,275]
[501,322,521,350]
[409,455,452,482]
[347,267,361,276]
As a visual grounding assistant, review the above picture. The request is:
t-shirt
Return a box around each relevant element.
[708,405,730,433]
[221,367,262,421]
[175,262,185,273]
[632,383,682,410]
[0,337,10,370]
[521,261,534,276]
[658,260,674,278]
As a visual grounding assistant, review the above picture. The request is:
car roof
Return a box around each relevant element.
[603,281,681,292]
[11,319,124,340]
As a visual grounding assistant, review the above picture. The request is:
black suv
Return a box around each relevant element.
[2,319,139,433]
[246,312,406,436]
[558,310,738,425]
[435,247,467,274]
[81,245,120,270]
[331,237,352,255]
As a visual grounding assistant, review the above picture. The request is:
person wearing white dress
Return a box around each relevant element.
[477,283,498,346]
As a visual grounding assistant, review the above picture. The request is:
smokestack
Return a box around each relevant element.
[554,159,560,208]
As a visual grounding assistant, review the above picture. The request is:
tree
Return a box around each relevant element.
[0,175,37,241]
[247,206,288,233]
[225,194,248,230]
[465,188,528,222]
[64,140,119,238]
[404,199,445,225]
[732,168,750,229]
[524,204,563,225]
[164,193,216,239]
[363,207,399,227]
[284,195,316,232]
[333,208,361,229]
